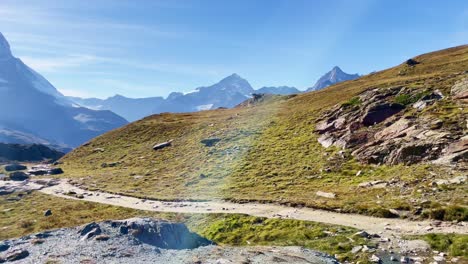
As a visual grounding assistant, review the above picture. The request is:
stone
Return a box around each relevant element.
[79,222,100,236]
[4,164,27,172]
[318,134,334,148]
[81,227,102,240]
[390,255,397,261]
[451,77,468,100]
[95,234,110,241]
[200,138,221,147]
[351,245,363,254]
[353,231,369,238]
[44,209,52,217]
[8,171,29,181]
[369,254,380,263]
[406,59,420,66]
[153,140,173,151]
[361,103,405,126]
[433,256,444,262]
[4,249,29,262]
[0,243,9,252]
[48,168,64,175]
[315,191,336,199]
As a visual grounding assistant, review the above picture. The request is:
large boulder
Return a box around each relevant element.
[115,218,212,249]
[4,164,27,172]
[8,171,29,181]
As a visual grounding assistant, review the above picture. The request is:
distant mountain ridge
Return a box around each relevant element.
[0,32,128,149]
[69,74,302,121]
[307,66,360,91]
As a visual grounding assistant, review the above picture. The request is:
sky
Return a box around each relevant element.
[0,0,467,99]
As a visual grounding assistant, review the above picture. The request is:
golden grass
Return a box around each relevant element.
[59,45,468,218]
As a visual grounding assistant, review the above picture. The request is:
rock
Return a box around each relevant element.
[0,243,9,252]
[200,138,221,147]
[95,234,110,241]
[4,249,29,262]
[4,164,27,172]
[353,231,369,238]
[401,256,410,263]
[315,191,336,199]
[355,170,362,176]
[79,222,101,236]
[451,77,468,100]
[369,254,380,263]
[406,59,420,66]
[390,255,397,261]
[119,225,129,234]
[48,168,64,175]
[315,120,336,134]
[451,257,460,263]
[318,134,335,148]
[358,180,388,188]
[361,103,405,126]
[31,238,45,245]
[389,209,400,217]
[8,171,29,181]
[153,140,173,151]
[44,209,52,217]
[81,227,102,240]
[433,255,444,262]
[351,245,363,254]
[122,218,212,249]
[413,91,444,110]
[100,162,120,168]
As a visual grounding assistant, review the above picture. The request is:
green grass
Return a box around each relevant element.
[412,234,468,258]
[187,214,371,262]
[0,191,376,262]
[0,191,179,240]
[58,45,468,220]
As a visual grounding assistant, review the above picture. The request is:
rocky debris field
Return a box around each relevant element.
[1,163,63,182]
[315,81,467,168]
[0,218,338,264]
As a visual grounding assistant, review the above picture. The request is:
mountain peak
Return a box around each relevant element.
[0,32,12,58]
[307,66,360,91]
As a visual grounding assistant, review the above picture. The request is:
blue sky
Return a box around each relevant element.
[1,0,467,98]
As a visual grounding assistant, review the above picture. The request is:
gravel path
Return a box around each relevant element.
[33,179,467,237]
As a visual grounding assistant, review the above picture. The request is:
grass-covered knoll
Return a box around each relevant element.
[60,45,468,219]
[0,191,178,240]
[188,214,371,262]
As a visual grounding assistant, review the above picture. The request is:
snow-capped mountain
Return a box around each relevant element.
[307,66,360,91]
[256,86,300,95]
[69,74,305,122]
[0,32,128,148]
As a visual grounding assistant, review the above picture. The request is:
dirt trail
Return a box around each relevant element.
[35,179,467,236]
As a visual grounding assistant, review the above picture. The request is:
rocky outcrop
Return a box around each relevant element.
[315,86,466,167]
[0,218,339,263]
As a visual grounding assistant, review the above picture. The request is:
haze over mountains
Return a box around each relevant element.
[68,69,355,122]
[0,32,127,150]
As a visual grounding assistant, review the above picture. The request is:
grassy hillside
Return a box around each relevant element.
[60,45,468,219]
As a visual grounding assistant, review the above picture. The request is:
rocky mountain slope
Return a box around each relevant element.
[307,66,360,91]
[0,32,128,148]
[69,75,302,122]
[60,45,467,221]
